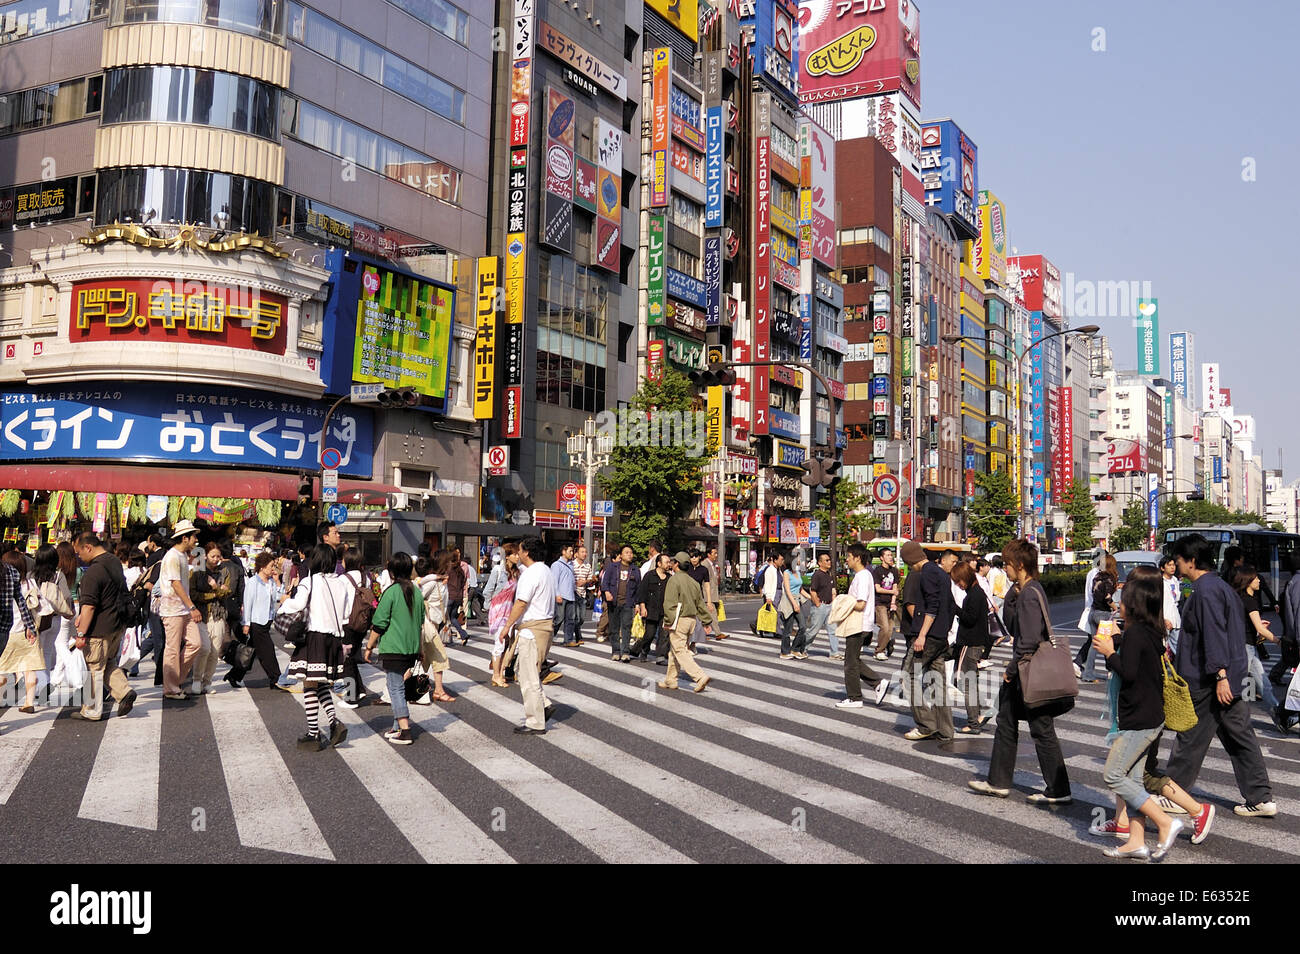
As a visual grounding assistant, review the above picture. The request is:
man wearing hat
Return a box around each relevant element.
[157,520,205,700]
[658,552,714,693]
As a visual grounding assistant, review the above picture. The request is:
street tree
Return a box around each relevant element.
[598,369,704,555]
[1156,498,1272,540]
[1110,501,1150,552]
[1060,478,1099,551]
[967,470,1019,553]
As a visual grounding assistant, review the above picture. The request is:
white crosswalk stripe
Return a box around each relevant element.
[0,620,1294,864]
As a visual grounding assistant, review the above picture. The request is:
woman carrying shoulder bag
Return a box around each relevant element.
[32,544,74,704]
[365,552,424,745]
[279,544,352,751]
[969,538,1072,804]
[415,552,454,703]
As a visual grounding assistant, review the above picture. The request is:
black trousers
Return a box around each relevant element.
[339,626,365,700]
[229,621,282,685]
[1167,684,1272,805]
[843,632,882,700]
[986,676,1071,797]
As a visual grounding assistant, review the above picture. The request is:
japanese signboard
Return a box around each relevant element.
[542,192,573,253]
[71,279,287,355]
[651,48,671,208]
[574,157,598,211]
[705,100,724,228]
[1202,362,1220,412]
[1058,386,1073,500]
[473,257,497,419]
[594,216,620,272]
[704,236,722,328]
[753,91,772,436]
[920,119,979,240]
[537,21,628,99]
[595,117,622,172]
[799,116,836,266]
[974,190,1007,284]
[646,0,698,40]
[1136,299,1159,375]
[0,384,373,475]
[1169,332,1188,400]
[353,263,454,398]
[1107,439,1144,475]
[7,175,80,225]
[647,214,666,326]
[799,0,921,108]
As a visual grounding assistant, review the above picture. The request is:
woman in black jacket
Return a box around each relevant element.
[1091,565,1183,861]
[952,561,991,733]
[968,538,1072,804]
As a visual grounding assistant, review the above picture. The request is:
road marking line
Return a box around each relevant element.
[78,687,163,830]
[0,705,58,804]
[206,687,333,860]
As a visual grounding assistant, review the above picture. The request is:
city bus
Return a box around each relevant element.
[1162,524,1300,609]
[863,538,973,565]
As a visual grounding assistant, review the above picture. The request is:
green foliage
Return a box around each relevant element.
[967,469,1019,552]
[1060,478,1098,551]
[1156,497,1272,540]
[811,477,880,554]
[1110,501,1150,552]
[598,369,705,556]
[1039,568,1089,600]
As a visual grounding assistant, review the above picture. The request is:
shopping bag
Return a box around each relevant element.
[1285,665,1300,713]
[405,660,432,705]
[55,647,89,691]
[118,628,142,672]
[756,601,777,634]
[592,596,604,621]
[716,600,726,622]
[630,613,645,641]
[1161,655,1198,732]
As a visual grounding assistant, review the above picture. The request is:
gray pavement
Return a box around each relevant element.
[1,593,1295,863]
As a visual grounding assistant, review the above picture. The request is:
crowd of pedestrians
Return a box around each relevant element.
[1,521,1294,862]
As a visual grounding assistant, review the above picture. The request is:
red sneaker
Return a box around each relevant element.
[1191,804,1216,845]
[1089,818,1129,838]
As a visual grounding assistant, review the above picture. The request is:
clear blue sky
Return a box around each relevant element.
[918,0,1300,475]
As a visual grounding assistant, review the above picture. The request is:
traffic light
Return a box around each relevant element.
[1093,493,1113,501]
[800,457,824,487]
[820,457,842,489]
[1187,490,1205,501]
[688,362,737,387]
[377,386,419,407]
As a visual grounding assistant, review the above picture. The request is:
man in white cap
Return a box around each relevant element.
[157,520,205,700]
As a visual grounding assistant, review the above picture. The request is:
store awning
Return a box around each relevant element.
[0,463,398,504]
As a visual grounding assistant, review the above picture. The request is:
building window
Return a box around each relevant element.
[111,0,285,41]
[533,439,582,502]
[96,165,274,234]
[101,66,279,140]
[281,95,461,204]
[386,0,469,45]
[287,3,466,125]
[665,244,698,277]
[537,251,608,344]
[670,194,702,236]
[0,75,102,137]
[0,0,108,45]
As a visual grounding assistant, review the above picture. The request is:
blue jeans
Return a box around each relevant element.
[1247,649,1279,709]
[608,604,634,655]
[779,611,806,655]
[385,669,410,724]
[553,599,577,643]
[1103,723,1165,812]
[800,603,836,654]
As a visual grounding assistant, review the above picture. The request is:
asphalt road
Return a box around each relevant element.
[1,593,1296,864]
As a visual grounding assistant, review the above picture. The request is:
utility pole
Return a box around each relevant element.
[567,418,613,557]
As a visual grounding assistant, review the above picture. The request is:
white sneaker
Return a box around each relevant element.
[874,652,888,661]
[977,660,995,670]
[1153,795,1189,815]
[835,698,864,709]
[1072,663,1082,678]
[334,696,359,710]
[874,681,890,707]
[1233,801,1277,818]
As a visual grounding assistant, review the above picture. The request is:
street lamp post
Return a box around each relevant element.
[944,323,1100,545]
[567,418,614,558]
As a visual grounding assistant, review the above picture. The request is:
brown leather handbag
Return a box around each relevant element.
[1017,585,1080,708]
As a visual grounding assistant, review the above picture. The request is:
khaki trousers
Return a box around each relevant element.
[515,633,550,729]
[664,616,707,687]
[82,629,131,719]
[874,605,894,654]
[195,615,229,689]
[162,615,203,695]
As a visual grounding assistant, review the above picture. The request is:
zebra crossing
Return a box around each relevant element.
[0,621,1296,863]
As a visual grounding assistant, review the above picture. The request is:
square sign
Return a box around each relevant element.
[322,468,338,502]
[487,444,510,476]
[807,519,820,543]
[350,383,385,403]
[594,500,614,517]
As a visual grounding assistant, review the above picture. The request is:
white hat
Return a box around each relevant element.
[171,519,199,539]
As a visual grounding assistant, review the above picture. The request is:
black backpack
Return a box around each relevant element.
[118,569,149,630]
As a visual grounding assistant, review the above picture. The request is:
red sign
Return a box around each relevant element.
[1107,439,1143,475]
[647,340,665,383]
[1048,385,1062,504]
[574,157,598,209]
[503,386,522,438]
[594,217,620,272]
[798,0,921,108]
[1059,386,1074,496]
[71,278,288,354]
[753,128,771,435]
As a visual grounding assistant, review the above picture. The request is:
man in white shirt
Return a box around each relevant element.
[500,538,557,734]
[158,520,205,700]
[836,543,888,708]
[572,544,594,642]
[638,540,663,582]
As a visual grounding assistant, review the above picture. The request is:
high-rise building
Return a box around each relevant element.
[0,0,493,560]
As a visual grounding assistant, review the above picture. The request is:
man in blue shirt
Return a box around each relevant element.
[1167,534,1275,818]
[551,543,579,647]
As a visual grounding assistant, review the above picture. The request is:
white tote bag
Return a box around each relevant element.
[1285,665,1300,714]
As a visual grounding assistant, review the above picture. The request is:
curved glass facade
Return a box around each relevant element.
[101,66,279,140]
[96,166,275,235]
[111,0,285,41]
